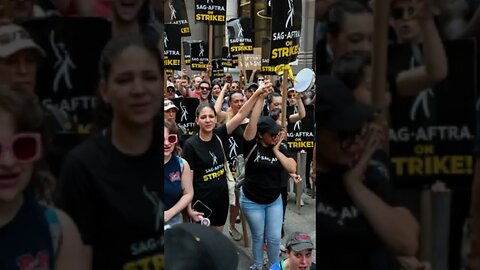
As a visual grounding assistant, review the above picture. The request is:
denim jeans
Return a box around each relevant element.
[240,187,283,269]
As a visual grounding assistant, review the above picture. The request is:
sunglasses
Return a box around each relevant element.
[391,6,414,20]
[258,78,265,82]
[287,95,295,99]
[0,133,42,163]
[165,134,178,144]
[200,86,211,90]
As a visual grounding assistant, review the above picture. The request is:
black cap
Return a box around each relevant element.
[245,82,259,92]
[165,223,239,270]
[316,75,376,132]
[257,116,281,134]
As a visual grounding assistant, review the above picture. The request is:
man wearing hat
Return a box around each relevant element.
[166,81,178,99]
[270,232,316,270]
[315,75,419,269]
[0,23,45,94]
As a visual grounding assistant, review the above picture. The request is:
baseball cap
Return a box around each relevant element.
[245,82,259,92]
[316,75,376,132]
[167,81,175,88]
[164,99,178,111]
[286,232,315,252]
[0,24,45,58]
[257,116,281,135]
[165,223,239,270]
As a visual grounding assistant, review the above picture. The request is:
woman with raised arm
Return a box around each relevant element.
[241,81,298,270]
[182,81,268,233]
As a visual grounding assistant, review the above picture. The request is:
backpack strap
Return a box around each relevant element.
[44,207,63,260]
[176,155,184,173]
[245,144,258,164]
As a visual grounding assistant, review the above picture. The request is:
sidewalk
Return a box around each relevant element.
[222,191,316,270]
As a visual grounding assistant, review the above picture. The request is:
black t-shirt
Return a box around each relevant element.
[316,151,399,270]
[59,129,163,270]
[243,139,293,204]
[182,124,229,202]
[224,126,244,178]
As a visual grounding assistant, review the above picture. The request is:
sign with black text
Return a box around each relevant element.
[183,41,191,66]
[163,23,181,70]
[269,0,302,66]
[172,97,200,136]
[261,38,276,75]
[227,17,253,55]
[168,0,191,36]
[190,41,209,70]
[212,58,224,79]
[22,17,111,135]
[286,105,315,152]
[222,46,237,68]
[389,39,477,189]
[194,0,227,24]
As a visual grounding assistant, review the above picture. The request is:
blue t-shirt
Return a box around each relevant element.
[164,155,183,210]
[270,259,316,270]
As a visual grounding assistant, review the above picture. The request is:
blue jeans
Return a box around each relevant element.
[240,187,283,269]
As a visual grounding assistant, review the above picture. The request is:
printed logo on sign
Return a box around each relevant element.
[180,102,188,121]
[199,43,205,57]
[169,1,177,20]
[410,88,434,121]
[50,31,76,93]
[163,32,168,48]
[285,0,295,28]
[17,251,50,270]
[143,186,162,232]
[237,20,244,38]
[210,151,218,165]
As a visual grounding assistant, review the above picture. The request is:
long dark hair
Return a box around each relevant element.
[92,34,162,133]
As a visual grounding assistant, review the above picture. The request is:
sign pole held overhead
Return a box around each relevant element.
[208,23,213,77]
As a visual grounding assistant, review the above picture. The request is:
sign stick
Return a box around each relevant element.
[371,0,389,129]
[281,70,288,128]
[240,52,247,88]
[208,23,213,77]
[181,38,186,75]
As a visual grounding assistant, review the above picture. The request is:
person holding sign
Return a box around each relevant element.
[182,82,269,233]
[315,76,419,270]
[241,81,298,270]
[58,35,163,269]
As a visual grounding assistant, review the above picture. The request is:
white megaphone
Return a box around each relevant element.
[293,68,316,105]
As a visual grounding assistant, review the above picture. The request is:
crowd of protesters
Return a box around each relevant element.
[163,62,317,269]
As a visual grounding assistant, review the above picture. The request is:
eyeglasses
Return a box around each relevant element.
[0,133,42,163]
[287,95,295,99]
[165,134,178,144]
[338,127,367,150]
[391,6,414,20]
